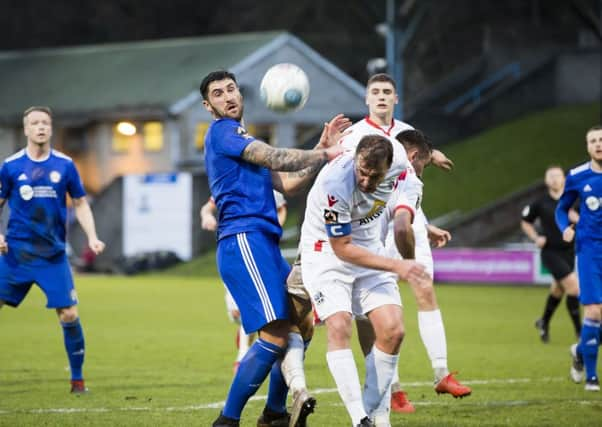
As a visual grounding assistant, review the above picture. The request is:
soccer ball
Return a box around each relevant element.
[260,63,310,113]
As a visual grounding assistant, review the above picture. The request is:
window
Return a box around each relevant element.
[143,122,164,152]
[112,121,164,153]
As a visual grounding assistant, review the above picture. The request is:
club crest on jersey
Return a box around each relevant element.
[313,291,325,306]
[236,126,253,140]
[585,196,600,211]
[50,171,61,183]
[323,209,339,224]
[327,194,338,207]
[19,185,34,201]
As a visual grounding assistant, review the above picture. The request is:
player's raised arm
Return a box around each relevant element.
[430,149,454,171]
[272,114,350,194]
[242,139,341,171]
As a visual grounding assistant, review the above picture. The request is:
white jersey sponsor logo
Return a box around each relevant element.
[19,185,34,201]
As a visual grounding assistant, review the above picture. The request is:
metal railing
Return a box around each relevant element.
[444,62,521,114]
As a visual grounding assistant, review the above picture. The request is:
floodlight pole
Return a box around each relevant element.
[386,0,425,121]
[386,0,403,120]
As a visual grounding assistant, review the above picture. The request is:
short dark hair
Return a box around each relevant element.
[586,125,602,135]
[199,70,237,100]
[23,106,52,121]
[366,73,396,91]
[355,134,393,169]
[395,129,432,161]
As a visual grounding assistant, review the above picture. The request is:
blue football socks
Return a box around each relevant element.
[579,318,600,381]
[266,359,288,414]
[222,338,285,420]
[61,318,85,381]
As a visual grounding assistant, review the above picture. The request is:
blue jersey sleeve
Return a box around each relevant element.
[66,161,86,199]
[555,175,578,232]
[0,162,11,200]
[212,120,256,158]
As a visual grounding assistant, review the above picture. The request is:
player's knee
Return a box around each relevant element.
[57,306,79,323]
[287,292,313,340]
[379,321,404,346]
[296,314,315,341]
[560,274,579,296]
[550,284,564,298]
[260,319,291,346]
[326,313,353,343]
[584,305,602,320]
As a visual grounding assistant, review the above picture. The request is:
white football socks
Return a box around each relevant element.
[418,309,449,382]
[326,349,367,425]
[281,332,307,394]
[363,345,398,417]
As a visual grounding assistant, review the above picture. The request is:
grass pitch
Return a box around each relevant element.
[1,274,600,426]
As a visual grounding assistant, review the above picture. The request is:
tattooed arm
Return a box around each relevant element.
[242,140,332,172]
[271,114,351,194]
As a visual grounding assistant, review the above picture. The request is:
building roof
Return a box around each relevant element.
[0,32,283,122]
[0,31,366,124]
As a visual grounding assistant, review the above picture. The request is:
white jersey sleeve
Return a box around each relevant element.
[300,154,354,252]
[396,167,423,214]
[382,166,424,256]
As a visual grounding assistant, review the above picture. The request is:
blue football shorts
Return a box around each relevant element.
[576,252,602,305]
[0,253,77,308]
[217,231,290,333]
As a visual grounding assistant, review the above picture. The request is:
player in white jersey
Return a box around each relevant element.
[300,134,428,427]
[280,74,454,424]
[359,130,471,416]
[200,191,287,373]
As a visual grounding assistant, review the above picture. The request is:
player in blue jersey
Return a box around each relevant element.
[200,70,348,427]
[0,106,105,394]
[556,125,602,392]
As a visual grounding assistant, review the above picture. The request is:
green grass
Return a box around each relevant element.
[1,274,601,426]
[422,103,601,217]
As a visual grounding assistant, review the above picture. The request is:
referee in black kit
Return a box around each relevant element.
[521,165,581,343]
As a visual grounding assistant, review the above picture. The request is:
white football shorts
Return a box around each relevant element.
[301,246,401,321]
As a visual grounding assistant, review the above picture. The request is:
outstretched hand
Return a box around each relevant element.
[427,224,452,248]
[393,259,429,285]
[317,114,352,148]
[431,149,454,171]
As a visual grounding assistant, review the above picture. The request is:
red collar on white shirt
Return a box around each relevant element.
[364,116,396,136]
